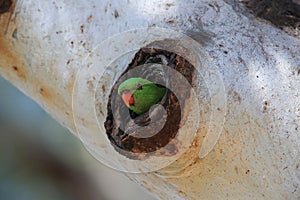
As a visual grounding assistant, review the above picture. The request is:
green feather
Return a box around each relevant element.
[118,77,166,115]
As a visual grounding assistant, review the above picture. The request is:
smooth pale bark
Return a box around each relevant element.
[0,0,299,199]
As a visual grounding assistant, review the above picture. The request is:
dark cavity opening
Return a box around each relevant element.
[104,47,195,159]
[0,0,12,14]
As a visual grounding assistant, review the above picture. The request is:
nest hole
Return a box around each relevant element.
[104,47,195,159]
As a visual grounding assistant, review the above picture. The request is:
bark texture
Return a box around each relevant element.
[0,0,299,199]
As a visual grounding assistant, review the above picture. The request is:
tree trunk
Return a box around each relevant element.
[0,0,299,199]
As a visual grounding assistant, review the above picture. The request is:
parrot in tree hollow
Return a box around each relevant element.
[118,77,167,115]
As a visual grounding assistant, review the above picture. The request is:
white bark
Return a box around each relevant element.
[0,0,299,199]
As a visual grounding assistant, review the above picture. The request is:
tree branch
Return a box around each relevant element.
[0,0,299,199]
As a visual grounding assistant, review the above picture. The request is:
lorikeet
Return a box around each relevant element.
[118,77,166,115]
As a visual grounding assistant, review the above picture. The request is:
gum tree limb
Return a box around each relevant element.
[0,0,299,199]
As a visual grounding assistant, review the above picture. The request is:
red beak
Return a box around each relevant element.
[122,93,134,107]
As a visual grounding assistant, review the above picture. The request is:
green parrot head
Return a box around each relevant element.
[118,77,167,115]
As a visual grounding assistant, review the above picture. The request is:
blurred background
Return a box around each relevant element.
[0,76,156,200]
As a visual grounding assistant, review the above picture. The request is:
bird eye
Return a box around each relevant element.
[136,84,143,90]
